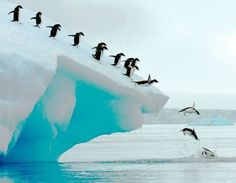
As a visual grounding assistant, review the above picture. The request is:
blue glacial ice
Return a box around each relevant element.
[0,1,168,162]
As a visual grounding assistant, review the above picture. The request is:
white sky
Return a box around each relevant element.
[11,0,236,96]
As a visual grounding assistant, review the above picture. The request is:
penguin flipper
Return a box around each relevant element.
[46,26,53,28]
[68,35,75,37]
[31,17,36,20]
[8,11,14,15]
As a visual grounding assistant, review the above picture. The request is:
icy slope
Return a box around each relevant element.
[0,1,168,162]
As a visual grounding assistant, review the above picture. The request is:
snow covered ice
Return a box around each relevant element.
[0,1,168,162]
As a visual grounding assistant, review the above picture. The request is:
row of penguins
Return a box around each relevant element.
[8,5,159,86]
[179,102,215,158]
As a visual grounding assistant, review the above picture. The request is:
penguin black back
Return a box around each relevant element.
[92,46,108,60]
[110,53,125,66]
[47,24,61,38]
[31,12,42,27]
[9,5,23,22]
[68,32,84,46]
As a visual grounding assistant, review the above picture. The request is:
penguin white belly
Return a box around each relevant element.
[185,108,195,114]
[130,67,136,77]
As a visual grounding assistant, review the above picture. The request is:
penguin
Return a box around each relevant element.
[8,5,23,22]
[130,58,140,77]
[180,128,199,140]
[92,43,108,61]
[31,12,42,27]
[92,42,107,50]
[68,32,84,46]
[201,147,215,158]
[124,58,134,70]
[124,65,139,77]
[92,46,108,60]
[179,102,200,116]
[133,75,159,86]
[47,24,61,38]
[110,53,125,66]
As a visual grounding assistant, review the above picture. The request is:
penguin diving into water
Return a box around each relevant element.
[31,12,42,27]
[110,53,125,66]
[8,5,23,22]
[180,128,199,140]
[47,24,61,38]
[201,147,215,158]
[133,75,159,86]
[92,42,108,61]
[68,32,84,46]
[179,102,200,116]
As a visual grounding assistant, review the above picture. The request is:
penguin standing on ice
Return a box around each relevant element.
[130,58,140,77]
[123,58,136,77]
[68,32,84,46]
[92,42,108,61]
[180,128,199,140]
[8,5,23,22]
[133,75,159,86]
[110,53,125,66]
[31,12,42,27]
[47,24,61,38]
[124,58,134,70]
[179,102,200,116]
[124,62,139,77]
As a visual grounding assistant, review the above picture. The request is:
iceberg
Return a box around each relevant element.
[0,1,168,162]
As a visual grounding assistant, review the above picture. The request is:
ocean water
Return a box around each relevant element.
[1,124,236,183]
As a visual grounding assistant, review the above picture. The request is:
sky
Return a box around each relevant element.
[10,0,236,108]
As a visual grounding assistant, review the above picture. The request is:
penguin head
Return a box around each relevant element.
[98,42,107,47]
[119,53,125,57]
[54,24,62,30]
[37,12,42,17]
[152,79,159,83]
[79,32,85,36]
[134,58,140,62]
[103,46,108,50]
[16,5,23,10]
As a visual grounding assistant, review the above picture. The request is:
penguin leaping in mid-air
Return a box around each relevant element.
[178,102,200,116]
[180,128,199,140]
[47,24,61,38]
[68,32,84,46]
[92,42,108,61]
[133,75,159,86]
[201,147,215,158]
[31,12,42,28]
[8,5,23,22]
[110,53,125,66]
